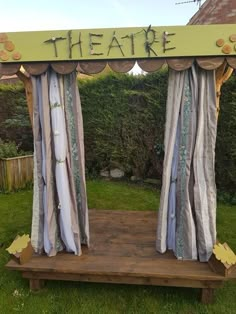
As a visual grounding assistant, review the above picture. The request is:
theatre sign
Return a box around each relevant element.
[1,24,236,62]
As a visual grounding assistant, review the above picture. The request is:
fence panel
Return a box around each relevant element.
[0,155,33,191]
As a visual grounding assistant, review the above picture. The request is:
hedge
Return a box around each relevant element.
[216,76,236,201]
[79,71,168,178]
[0,71,235,198]
[0,83,33,152]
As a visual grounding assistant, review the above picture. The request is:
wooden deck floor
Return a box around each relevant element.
[6,209,236,303]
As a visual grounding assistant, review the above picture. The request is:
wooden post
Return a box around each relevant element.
[29,279,45,291]
[201,288,214,304]
[215,63,233,118]
[16,70,33,127]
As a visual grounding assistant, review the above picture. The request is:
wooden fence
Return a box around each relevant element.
[0,155,33,192]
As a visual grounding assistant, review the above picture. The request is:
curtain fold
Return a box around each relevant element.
[156,64,217,262]
[31,69,89,256]
[64,73,89,245]
[156,69,185,254]
[193,67,217,261]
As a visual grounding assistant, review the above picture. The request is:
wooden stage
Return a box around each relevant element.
[6,210,236,304]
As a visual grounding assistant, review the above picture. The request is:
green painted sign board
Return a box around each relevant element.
[1,24,236,63]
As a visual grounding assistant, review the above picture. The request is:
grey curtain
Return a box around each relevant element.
[156,64,217,262]
[31,69,89,256]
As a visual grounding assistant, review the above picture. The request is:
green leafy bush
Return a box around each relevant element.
[79,70,168,179]
[0,71,235,197]
[79,71,236,198]
[0,83,33,152]
[216,76,236,202]
[0,139,26,158]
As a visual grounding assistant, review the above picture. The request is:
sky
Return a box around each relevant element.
[0,0,206,32]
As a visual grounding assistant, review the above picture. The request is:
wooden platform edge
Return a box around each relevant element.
[21,270,224,289]
[20,270,222,304]
[5,257,227,282]
[10,270,217,304]
[5,209,236,305]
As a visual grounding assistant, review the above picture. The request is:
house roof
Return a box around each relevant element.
[188,0,236,25]
[0,74,19,84]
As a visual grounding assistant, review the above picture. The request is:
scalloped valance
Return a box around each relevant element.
[0,57,236,77]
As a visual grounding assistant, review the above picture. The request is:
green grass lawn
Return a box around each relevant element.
[0,180,235,314]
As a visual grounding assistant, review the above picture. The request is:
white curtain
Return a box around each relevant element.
[156,64,217,262]
[49,72,79,253]
[31,69,89,256]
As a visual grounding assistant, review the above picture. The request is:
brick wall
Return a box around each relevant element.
[188,0,236,25]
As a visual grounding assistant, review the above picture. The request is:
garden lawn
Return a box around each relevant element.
[0,180,235,314]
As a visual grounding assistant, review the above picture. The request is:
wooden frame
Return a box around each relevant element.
[2,24,236,304]
[7,210,236,304]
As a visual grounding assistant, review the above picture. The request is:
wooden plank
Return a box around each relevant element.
[137,59,165,72]
[0,63,20,75]
[0,159,6,190]
[6,209,233,298]
[78,61,107,74]
[22,272,223,289]
[0,156,33,192]
[10,255,225,280]
[167,58,194,71]
[71,245,174,259]
[51,62,78,74]
[29,279,45,291]
[3,25,236,63]
[17,70,33,127]
[5,210,224,280]
[226,57,236,69]
[196,57,225,70]
[108,60,135,73]
[23,63,49,75]
[201,288,214,304]
[88,209,156,219]
[6,159,12,191]
[215,62,233,118]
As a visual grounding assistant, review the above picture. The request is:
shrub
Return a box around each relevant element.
[0,71,235,197]
[0,83,33,152]
[79,70,168,178]
[0,139,25,159]
[216,76,236,201]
